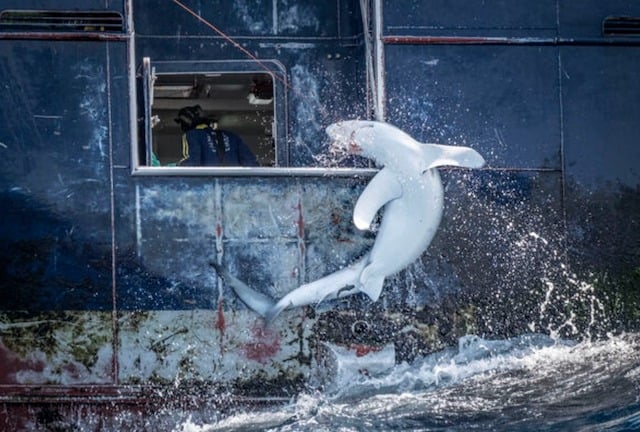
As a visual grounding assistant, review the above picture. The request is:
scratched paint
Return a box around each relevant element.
[290,63,324,161]
[109,176,374,389]
[0,309,309,391]
[278,2,321,34]
[130,177,372,309]
[118,309,311,388]
[232,0,269,33]
[75,60,108,159]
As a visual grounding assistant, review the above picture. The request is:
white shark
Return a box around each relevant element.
[262,121,484,321]
[215,121,485,322]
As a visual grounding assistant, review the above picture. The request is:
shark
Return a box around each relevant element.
[213,120,485,323]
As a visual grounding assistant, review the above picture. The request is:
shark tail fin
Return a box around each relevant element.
[209,261,275,318]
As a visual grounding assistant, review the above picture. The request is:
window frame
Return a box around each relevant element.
[132,57,377,178]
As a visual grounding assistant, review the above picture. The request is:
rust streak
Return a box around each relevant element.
[296,199,305,255]
[383,35,640,47]
[296,200,305,239]
[215,300,225,341]
[383,35,545,45]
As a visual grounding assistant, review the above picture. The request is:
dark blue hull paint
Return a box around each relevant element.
[0,1,639,425]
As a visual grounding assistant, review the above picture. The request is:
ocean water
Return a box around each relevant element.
[175,332,640,432]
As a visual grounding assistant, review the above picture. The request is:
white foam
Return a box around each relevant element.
[173,333,640,431]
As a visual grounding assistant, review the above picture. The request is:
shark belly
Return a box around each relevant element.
[363,171,444,283]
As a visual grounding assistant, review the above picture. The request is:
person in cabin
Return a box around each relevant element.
[174,105,259,167]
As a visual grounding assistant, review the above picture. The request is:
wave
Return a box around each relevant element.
[177,333,640,431]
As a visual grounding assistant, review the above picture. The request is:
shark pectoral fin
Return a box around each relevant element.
[358,267,386,302]
[353,168,402,230]
[423,144,485,170]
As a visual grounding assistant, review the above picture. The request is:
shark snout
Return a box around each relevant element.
[326,122,359,155]
[326,122,349,142]
[326,121,375,155]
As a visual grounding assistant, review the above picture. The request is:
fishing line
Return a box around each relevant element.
[171,0,334,121]
[171,0,275,76]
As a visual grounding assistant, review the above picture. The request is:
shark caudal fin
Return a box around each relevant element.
[209,262,275,318]
[423,144,485,171]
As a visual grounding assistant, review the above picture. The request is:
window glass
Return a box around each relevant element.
[137,58,287,171]
[152,73,275,167]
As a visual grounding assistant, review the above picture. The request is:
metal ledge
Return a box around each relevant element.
[130,166,379,178]
[0,31,129,41]
[383,35,640,46]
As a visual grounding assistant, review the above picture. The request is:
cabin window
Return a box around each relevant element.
[137,58,287,171]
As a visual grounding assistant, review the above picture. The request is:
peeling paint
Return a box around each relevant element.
[0,312,113,385]
[278,3,320,33]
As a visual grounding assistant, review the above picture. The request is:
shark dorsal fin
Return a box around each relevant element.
[422,143,485,171]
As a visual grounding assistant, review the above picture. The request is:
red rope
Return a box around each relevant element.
[171,1,291,87]
[170,0,332,121]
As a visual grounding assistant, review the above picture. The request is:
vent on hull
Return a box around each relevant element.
[603,16,640,37]
[0,10,124,33]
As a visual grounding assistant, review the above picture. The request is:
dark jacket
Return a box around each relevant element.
[179,124,258,167]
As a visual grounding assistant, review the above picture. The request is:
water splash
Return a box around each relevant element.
[311,140,353,167]
[174,333,640,431]
[510,231,610,341]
